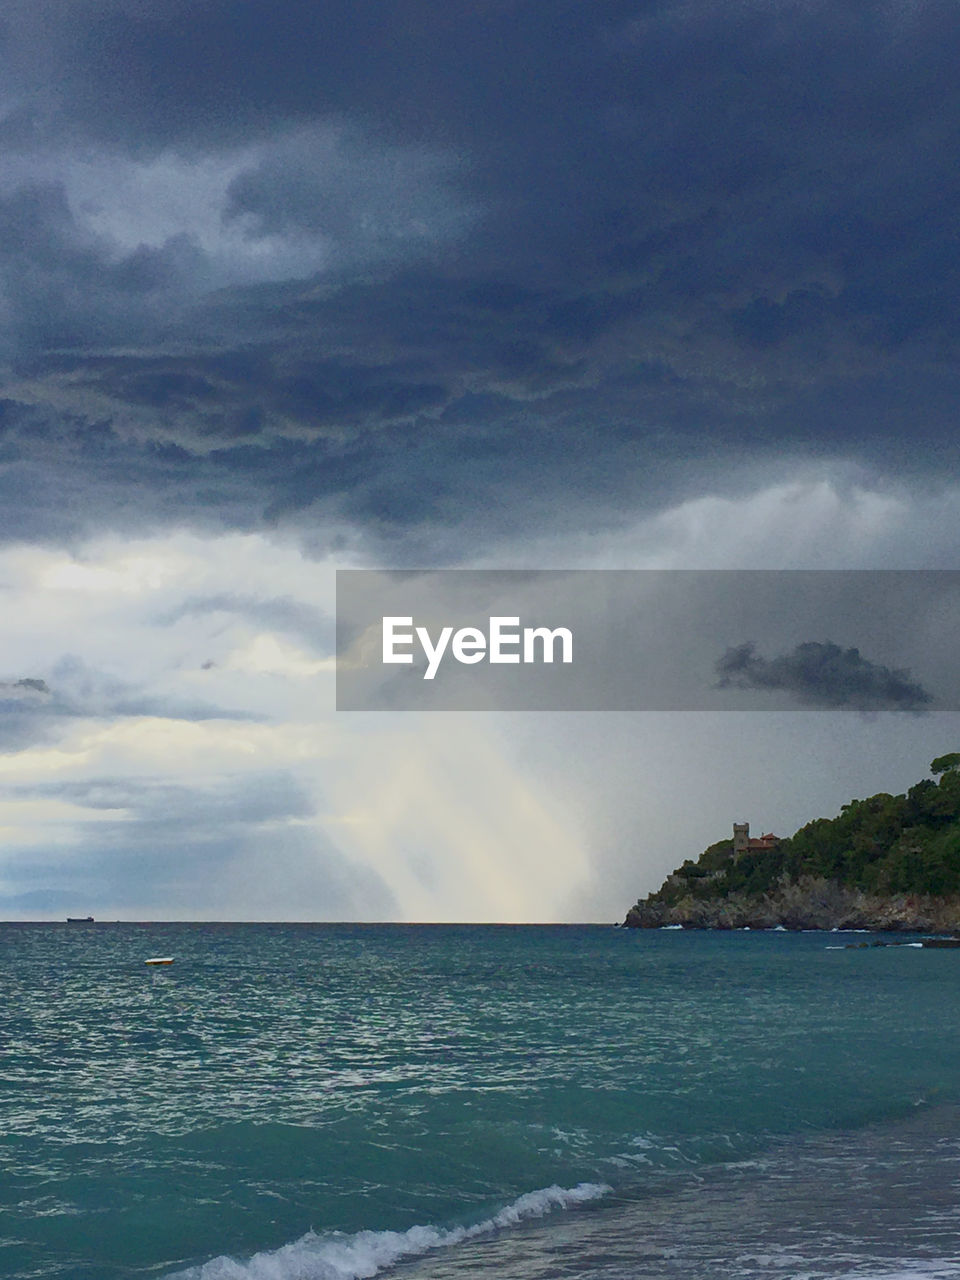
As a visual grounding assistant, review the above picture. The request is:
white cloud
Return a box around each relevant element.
[0,473,958,921]
[223,633,335,678]
[0,528,593,921]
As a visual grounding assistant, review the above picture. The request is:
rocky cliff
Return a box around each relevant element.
[624,875,960,931]
[624,753,960,932]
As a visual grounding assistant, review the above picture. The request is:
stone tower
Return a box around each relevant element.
[733,822,749,857]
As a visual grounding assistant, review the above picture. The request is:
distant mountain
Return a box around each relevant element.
[624,754,960,932]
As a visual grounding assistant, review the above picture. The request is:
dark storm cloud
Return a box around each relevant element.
[0,398,265,543]
[715,641,933,712]
[15,346,453,445]
[221,125,474,259]
[1,0,960,553]
[0,182,207,358]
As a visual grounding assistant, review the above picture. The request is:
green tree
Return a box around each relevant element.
[640,751,960,908]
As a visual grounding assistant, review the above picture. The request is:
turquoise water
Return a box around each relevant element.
[2,924,960,1279]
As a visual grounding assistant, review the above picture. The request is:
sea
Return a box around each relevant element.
[3,923,960,1280]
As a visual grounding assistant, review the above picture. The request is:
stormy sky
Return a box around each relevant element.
[1,0,959,920]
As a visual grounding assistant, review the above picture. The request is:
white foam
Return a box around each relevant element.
[167,1182,611,1280]
[826,941,924,950]
[826,1266,960,1280]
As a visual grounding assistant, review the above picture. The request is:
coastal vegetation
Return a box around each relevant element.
[625,754,960,930]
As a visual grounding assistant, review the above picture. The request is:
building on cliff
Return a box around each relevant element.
[732,822,780,858]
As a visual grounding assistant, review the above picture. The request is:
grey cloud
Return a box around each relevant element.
[0,677,55,752]
[9,345,454,449]
[0,182,208,359]
[0,889,83,913]
[0,1,958,559]
[0,677,51,701]
[714,641,933,712]
[223,126,475,261]
[45,655,261,722]
[0,714,58,754]
[0,398,267,544]
[0,771,399,919]
[0,657,258,749]
[162,594,333,652]
[17,772,313,825]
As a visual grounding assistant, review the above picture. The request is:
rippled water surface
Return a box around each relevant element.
[2,923,960,1279]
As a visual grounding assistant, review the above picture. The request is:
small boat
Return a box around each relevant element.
[66,916,94,923]
[921,937,960,948]
[145,956,174,965]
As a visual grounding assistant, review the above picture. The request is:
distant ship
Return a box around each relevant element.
[66,916,94,923]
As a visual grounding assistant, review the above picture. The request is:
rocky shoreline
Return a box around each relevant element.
[623,875,960,932]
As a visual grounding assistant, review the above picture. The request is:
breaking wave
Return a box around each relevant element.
[167,1181,611,1280]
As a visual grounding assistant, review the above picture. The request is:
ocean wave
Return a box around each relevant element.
[166,1182,611,1280]
[829,1267,960,1280]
